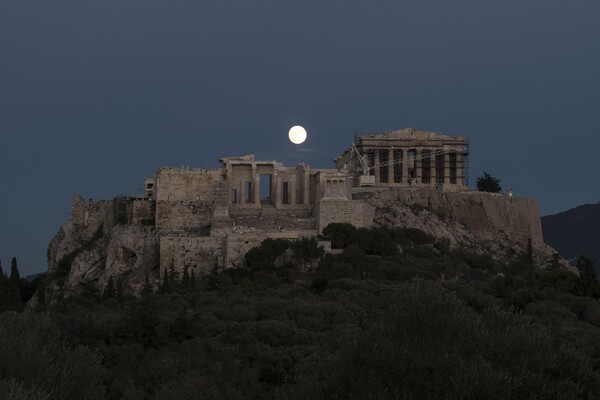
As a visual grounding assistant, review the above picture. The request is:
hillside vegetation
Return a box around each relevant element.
[2,224,600,399]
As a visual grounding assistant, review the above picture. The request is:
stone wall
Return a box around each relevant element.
[224,230,319,267]
[316,199,376,232]
[154,167,228,231]
[132,199,155,224]
[156,201,214,231]
[155,168,227,203]
[357,189,543,244]
[159,236,224,277]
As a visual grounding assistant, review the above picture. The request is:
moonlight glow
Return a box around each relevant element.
[288,125,307,144]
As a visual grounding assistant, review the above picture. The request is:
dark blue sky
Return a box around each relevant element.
[1,1,599,275]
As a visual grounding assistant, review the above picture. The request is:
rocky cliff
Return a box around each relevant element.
[43,189,565,301]
[44,195,159,302]
[354,189,564,266]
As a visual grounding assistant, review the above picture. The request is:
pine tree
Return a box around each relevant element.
[475,171,502,193]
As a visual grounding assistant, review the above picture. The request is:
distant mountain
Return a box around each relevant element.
[24,272,45,282]
[542,203,600,266]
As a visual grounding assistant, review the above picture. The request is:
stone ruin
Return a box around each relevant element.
[63,128,546,282]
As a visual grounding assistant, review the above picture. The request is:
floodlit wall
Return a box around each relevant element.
[154,168,228,230]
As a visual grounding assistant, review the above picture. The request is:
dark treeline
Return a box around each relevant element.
[2,224,600,399]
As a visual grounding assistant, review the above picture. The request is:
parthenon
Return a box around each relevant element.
[334,128,469,190]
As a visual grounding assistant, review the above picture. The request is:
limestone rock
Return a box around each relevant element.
[45,196,159,302]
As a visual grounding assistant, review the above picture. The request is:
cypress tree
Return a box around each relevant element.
[167,261,179,282]
[190,269,196,290]
[141,272,153,296]
[161,267,169,293]
[182,265,190,290]
[10,257,20,284]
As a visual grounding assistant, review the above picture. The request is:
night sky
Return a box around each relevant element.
[1,1,599,275]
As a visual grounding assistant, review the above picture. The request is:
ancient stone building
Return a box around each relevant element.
[49,127,556,294]
[335,128,469,190]
[146,155,375,276]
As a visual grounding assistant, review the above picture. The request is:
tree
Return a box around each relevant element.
[182,265,190,290]
[0,312,106,400]
[161,268,169,294]
[167,260,179,282]
[10,257,20,284]
[291,238,324,271]
[574,255,600,298]
[476,171,502,193]
[189,269,196,290]
[141,272,153,296]
[245,239,290,270]
[321,223,356,249]
[0,262,22,312]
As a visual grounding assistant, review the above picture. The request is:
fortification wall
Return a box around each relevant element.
[156,201,214,231]
[316,200,376,232]
[132,199,155,224]
[155,168,228,230]
[155,168,227,203]
[357,189,543,243]
[224,230,319,267]
[159,236,224,277]
[229,205,315,231]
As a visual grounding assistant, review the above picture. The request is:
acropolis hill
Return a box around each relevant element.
[46,128,552,296]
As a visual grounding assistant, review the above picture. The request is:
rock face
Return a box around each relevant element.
[46,195,159,300]
[44,188,564,301]
[354,189,564,266]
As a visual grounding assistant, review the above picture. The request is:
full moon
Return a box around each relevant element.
[288,125,307,144]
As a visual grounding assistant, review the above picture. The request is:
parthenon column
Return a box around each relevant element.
[401,148,408,185]
[387,149,394,186]
[239,180,244,204]
[430,152,437,186]
[374,149,380,183]
[456,153,463,185]
[413,149,420,184]
[444,153,450,184]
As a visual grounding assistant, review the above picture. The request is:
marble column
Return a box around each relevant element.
[374,149,380,184]
[252,165,260,205]
[387,149,394,186]
[456,153,463,185]
[291,176,297,205]
[444,153,450,184]
[401,149,408,185]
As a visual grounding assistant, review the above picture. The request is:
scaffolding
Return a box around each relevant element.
[347,139,470,188]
